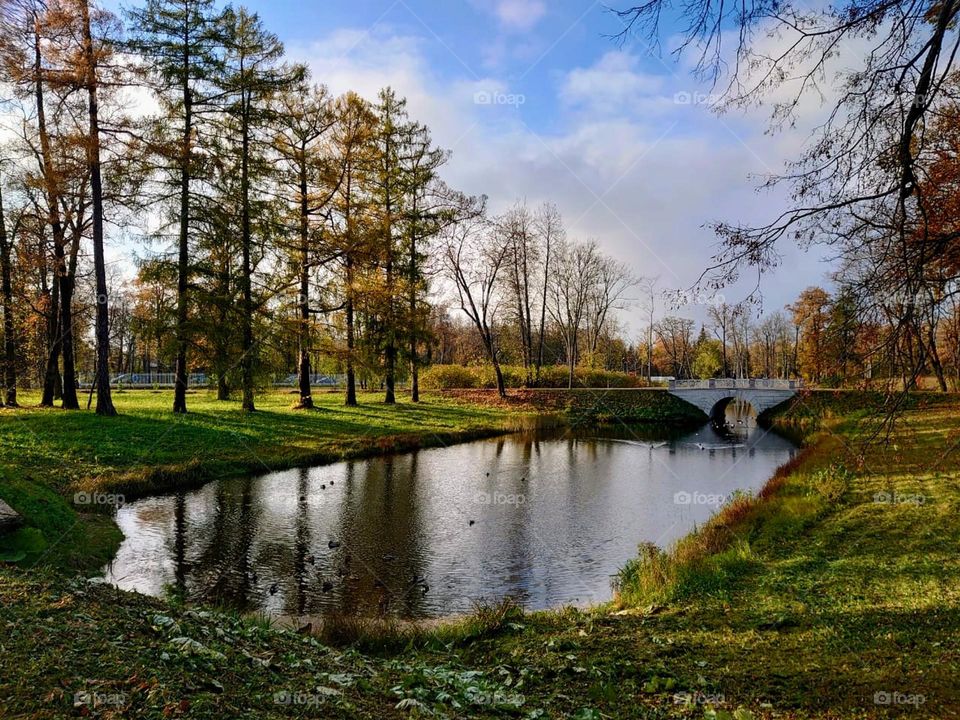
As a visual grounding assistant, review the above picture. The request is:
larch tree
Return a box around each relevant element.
[329,91,375,407]
[789,287,831,383]
[0,0,80,408]
[0,173,17,406]
[369,87,414,405]
[74,0,117,415]
[273,82,338,409]
[400,127,447,402]
[218,6,303,411]
[127,0,226,413]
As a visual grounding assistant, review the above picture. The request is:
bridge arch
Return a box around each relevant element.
[667,379,801,420]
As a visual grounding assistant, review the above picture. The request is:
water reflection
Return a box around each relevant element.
[104,410,795,618]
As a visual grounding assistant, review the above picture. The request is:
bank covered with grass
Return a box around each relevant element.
[3,388,960,717]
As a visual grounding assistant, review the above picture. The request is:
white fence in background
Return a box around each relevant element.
[77,373,346,389]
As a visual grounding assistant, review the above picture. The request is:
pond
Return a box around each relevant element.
[103,405,796,619]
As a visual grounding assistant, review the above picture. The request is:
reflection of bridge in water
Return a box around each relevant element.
[668,378,802,421]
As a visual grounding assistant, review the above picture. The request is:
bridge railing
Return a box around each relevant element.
[669,378,802,390]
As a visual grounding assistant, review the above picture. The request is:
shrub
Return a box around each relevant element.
[419,365,481,390]
[420,364,647,389]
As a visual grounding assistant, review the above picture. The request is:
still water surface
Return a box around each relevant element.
[104,410,795,618]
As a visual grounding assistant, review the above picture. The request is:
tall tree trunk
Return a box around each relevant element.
[535,240,550,384]
[239,92,255,412]
[59,275,79,409]
[481,322,506,398]
[81,0,116,416]
[0,182,15,406]
[521,247,533,386]
[173,58,192,414]
[384,253,396,404]
[492,352,506,398]
[295,154,313,409]
[34,17,68,407]
[408,227,419,402]
[344,255,357,406]
[925,311,949,392]
[41,279,61,406]
[721,325,728,377]
[383,184,395,404]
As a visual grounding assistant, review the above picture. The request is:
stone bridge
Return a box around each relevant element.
[667,378,801,421]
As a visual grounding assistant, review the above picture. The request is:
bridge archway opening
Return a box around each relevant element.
[710,396,758,434]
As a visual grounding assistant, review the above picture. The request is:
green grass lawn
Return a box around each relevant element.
[2,389,960,718]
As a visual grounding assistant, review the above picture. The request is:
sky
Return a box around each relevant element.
[102,0,838,334]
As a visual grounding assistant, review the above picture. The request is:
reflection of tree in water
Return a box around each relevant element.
[329,454,429,617]
[126,424,797,618]
[494,438,535,608]
[163,484,230,603]
[172,493,186,597]
[242,468,320,616]
[183,477,258,608]
[293,467,310,616]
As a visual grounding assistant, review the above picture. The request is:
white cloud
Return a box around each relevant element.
[560,51,667,116]
[289,26,832,331]
[493,0,547,31]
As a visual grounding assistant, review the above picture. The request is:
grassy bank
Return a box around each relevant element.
[3,389,960,717]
